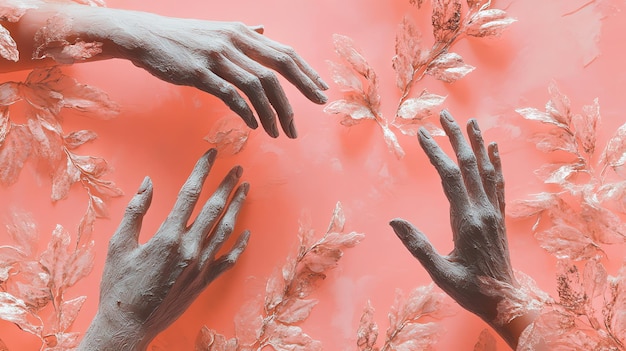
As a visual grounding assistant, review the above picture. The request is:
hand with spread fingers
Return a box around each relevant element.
[4,1,328,138]
[390,111,533,349]
[78,149,250,351]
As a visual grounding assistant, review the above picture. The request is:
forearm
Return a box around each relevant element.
[1,1,150,72]
[490,310,538,350]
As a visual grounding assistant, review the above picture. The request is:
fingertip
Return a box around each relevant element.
[318,77,330,91]
[241,182,250,195]
[137,176,152,194]
[389,218,417,241]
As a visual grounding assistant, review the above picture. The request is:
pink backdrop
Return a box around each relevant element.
[1,0,625,349]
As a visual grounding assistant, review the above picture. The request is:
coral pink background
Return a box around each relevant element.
[1,0,625,349]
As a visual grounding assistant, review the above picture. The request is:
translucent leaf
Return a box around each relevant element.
[583,260,607,302]
[515,107,564,127]
[63,241,94,289]
[265,269,285,311]
[431,0,462,42]
[529,129,578,154]
[39,225,71,293]
[204,115,249,157]
[381,124,405,159]
[27,117,64,166]
[546,82,572,126]
[396,91,447,120]
[5,211,38,256]
[0,124,32,186]
[508,192,557,218]
[535,225,602,261]
[332,34,372,78]
[572,98,600,155]
[319,232,364,249]
[534,162,583,184]
[596,180,626,211]
[300,245,342,273]
[393,16,422,91]
[466,9,516,37]
[0,82,20,106]
[63,130,98,149]
[600,123,626,170]
[393,121,445,137]
[326,201,345,233]
[606,265,626,344]
[276,298,318,324]
[42,331,80,350]
[0,246,24,282]
[327,60,363,93]
[234,299,263,345]
[51,156,80,202]
[581,203,626,244]
[6,261,50,309]
[78,200,96,240]
[356,301,378,351]
[70,154,109,178]
[0,24,18,62]
[59,296,86,331]
[0,292,41,335]
[323,99,375,125]
[556,262,586,313]
[425,52,475,83]
[266,323,322,351]
[195,326,231,351]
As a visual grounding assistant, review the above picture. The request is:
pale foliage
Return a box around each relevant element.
[509,83,626,349]
[355,284,451,351]
[0,212,93,350]
[193,202,364,351]
[324,0,515,158]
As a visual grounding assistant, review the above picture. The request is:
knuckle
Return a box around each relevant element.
[458,150,478,169]
[258,70,279,85]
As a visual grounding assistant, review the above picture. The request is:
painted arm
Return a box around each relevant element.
[390,111,537,350]
[78,149,249,351]
[2,1,328,138]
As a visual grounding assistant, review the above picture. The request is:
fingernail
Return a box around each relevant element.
[492,142,499,155]
[470,119,479,131]
[207,148,218,163]
[440,109,454,123]
[137,176,151,194]
[234,165,243,178]
[288,120,298,139]
[271,123,280,138]
[248,114,259,129]
[315,90,328,104]
[242,182,250,195]
[418,127,431,139]
[318,78,329,90]
[389,219,408,239]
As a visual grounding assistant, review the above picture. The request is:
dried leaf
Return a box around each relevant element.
[583,260,607,302]
[535,225,602,261]
[204,115,249,157]
[327,60,363,93]
[396,91,447,120]
[596,180,626,211]
[0,124,32,185]
[63,130,98,149]
[195,326,233,351]
[381,124,405,159]
[572,98,600,155]
[356,301,378,351]
[393,16,422,91]
[508,192,558,218]
[431,0,462,42]
[326,201,346,233]
[556,263,586,313]
[234,299,263,345]
[0,82,20,106]
[59,296,86,331]
[0,24,18,62]
[6,261,50,309]
[5,211,38,256]
[63,241,94,288]
[528,129,578,154]
[393,121,445,137]
[324,99,375,126]
[466,9,516,37]
[546,82,572,126]
[265,269,285,311]
[0,292,41,335]
[426,52,475,83]
[606,265,626,344]
[266,323,322,351]
[332,34,373,78]
[581,203,626,244]
[600,123,626,170]
[39,225,71,294]
[515,107,565,128]
[534,162,583,184]
[276,298,318,324]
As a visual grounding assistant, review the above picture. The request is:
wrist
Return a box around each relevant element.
[79,310,152,351]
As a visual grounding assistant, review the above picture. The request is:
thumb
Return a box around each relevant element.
[389,218,453,280]
[109,177,153,257]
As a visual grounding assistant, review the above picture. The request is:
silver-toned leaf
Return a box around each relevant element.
[515,107,563,127]
[396,91,447,120]
[535,225,602,261]
[545,81,572,126]
[326,201,345,233]
[393,16,422,91]
[327,60,363,93]
[276,298,318,324]
[572,98,600,155]
[356,301,378,351]
[426,52,475,83]
[0,24,18,62]
[466,9,516,37]
[431,0,462,42]
[600,123,626,170]
[381,124,405,159]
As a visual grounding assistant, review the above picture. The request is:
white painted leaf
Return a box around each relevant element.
[326,201,345,233]
[397,92,447,120]
[0,24,18,62]
[327,60,363,93]
[466,9,516,37]
[426,52,475,83]
[356,301,378,351]
[276,298,318,324]
[0,292,41,335]
[515,107,562,127]
[381,124,405,159]
[393,16,422,91]
[546,81,572,126]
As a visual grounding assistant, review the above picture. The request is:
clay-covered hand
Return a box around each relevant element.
[389,111,523,347]
[114,18,328,139]
[78,149,249,351]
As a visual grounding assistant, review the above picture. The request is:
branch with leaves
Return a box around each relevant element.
[356,284,451,351]
[506,83,626,349]
[0,212,94,351]
[324,0,515,158]
[191,202,364,351]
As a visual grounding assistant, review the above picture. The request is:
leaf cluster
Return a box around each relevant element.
[192,202,364,351]
[0,212,93,350]
[324,0,515,158]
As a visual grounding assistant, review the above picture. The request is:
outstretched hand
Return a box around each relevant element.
[390,111,526,349]
[79,149,249,351]
[116,18,328,139]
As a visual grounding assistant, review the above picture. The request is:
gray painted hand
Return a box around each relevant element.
[390,111,517,336]
[79,149,249,351]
